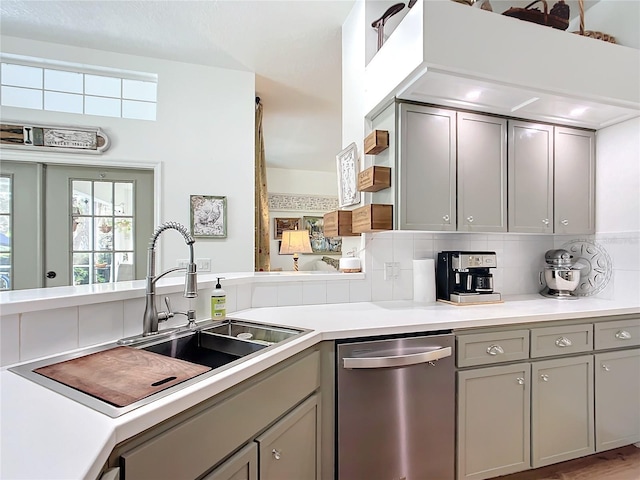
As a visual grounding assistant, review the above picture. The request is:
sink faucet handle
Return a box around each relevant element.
[158,296,175,323]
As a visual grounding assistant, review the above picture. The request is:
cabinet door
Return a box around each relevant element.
[457,112,507,232]
[508,121,554,233]
[203,443,258,480]
[398,103,457,230]
[256,395,319,480]
[554,127,595,234]
[532,355,594,468]
[595,349,640,452]
[457,364,530,480]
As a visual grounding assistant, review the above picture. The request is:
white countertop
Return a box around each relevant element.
[1,295,638,480]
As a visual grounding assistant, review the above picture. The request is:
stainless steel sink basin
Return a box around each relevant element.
[9,318,309,418]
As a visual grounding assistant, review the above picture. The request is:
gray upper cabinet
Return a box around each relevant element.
[508,121,554,233]
[398,103,457,231]
[457,112,507,232]
[554,127,595,234]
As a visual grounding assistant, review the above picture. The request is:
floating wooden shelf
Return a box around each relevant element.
[358,166,391,192]
[352,204,393,233]
[364,130,389,155]
[323,210,360,237]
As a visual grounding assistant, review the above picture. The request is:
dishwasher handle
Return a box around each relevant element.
[343,346,452,369]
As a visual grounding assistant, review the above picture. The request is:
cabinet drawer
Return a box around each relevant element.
[595,318,640,350]
[530,324,593,358]
[457,330,529,367]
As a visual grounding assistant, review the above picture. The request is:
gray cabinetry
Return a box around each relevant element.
[398,103,457,230]
[256,395,319,480]
[554,127,595,234]
[457,364,531,479]
[507,121,554,233]
[203,443,258,480]
[111,348,320,480]
[457,112,507,232]
[594,348,640,452]
[531,355,594,468]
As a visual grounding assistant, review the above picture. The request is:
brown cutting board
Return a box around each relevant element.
[34,346,211,407]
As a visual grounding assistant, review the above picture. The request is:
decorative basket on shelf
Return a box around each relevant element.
[502,0,570,31]
[573,0,616,44]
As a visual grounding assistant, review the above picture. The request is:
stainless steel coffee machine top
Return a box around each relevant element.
[540,249,581,299]
[436,251,501,304]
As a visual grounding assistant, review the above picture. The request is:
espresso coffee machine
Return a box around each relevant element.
[436,251,501,304]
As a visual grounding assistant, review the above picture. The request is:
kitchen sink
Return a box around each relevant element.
[9,319,309,418]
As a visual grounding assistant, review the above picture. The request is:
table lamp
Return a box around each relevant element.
[279,229,313,271]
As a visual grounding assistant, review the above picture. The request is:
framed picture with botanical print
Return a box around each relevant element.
[303,216,342,255]
[336,142,360,208]
[273,217,302,239]
[190,195,227,238]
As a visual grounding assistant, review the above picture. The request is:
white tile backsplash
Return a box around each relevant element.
[349,277,372,303]
[123,297,145,337]
[371,270,393,302]
[78,302,124,347]
[277,283,303,306]
[20,307,78,362]
[235,283,252,312]
[302,281,327,305]
[326,280,350,304]
[251,284,278,308]
[393,234,414,270]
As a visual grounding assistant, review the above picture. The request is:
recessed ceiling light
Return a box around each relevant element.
[465,90,481,101]
[570,107,588,117]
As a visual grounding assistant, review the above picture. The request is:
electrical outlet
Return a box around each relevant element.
[196,258,212,272]
[384,262,400,280]
[176,259,188,268]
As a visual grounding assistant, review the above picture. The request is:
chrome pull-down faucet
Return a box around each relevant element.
[142,222,197,336]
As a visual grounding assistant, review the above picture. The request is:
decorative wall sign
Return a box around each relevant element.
[268,193,338,212]
[190,195,227,238]
[336,142,360,208]
[0,123,110,153]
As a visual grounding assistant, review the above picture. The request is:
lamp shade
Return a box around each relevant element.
[280,230,313,255]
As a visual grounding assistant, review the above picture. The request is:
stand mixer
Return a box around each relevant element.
[540,249,582,299]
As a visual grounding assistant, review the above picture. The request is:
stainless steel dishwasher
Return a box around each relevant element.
[337,332,455,480]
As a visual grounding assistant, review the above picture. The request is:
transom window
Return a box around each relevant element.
[0,54,157,120]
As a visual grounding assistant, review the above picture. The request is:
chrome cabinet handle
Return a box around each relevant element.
[555,336,573,347]
[443,214,450,223]
[540,374,549,382]
[467,215,474,223]
[542,218,549,225]
[615,330,632,340]
[516,377,525,385]
[343,346,452,369]
[486,344,504,356]
[561,219,569,226]
[602,364,610,372]
[272,449,281,460]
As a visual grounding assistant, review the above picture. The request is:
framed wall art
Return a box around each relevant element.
[303,216,342,255]
[273,217,302,239]
[190,195,227,238]
[336,142,360,208]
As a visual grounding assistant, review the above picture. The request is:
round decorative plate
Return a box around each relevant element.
[561,239,612,297]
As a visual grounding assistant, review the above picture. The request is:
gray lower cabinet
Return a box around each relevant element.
[110,348,320,480]
[256,394,319,480]
[457,363,531,480]
[554,127,595,234]
[507,121,554,233]
[531,355,594,468]
[457,112,507,232]
[203,443,258,480]
[398,102,457,231]
[595,348,640,452]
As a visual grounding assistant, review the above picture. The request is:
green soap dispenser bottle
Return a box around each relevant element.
[211,277,226,320]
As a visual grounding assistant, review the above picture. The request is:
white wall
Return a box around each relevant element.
[0,36,255,275]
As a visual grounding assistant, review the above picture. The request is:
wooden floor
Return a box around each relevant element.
[492,445,640,480]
